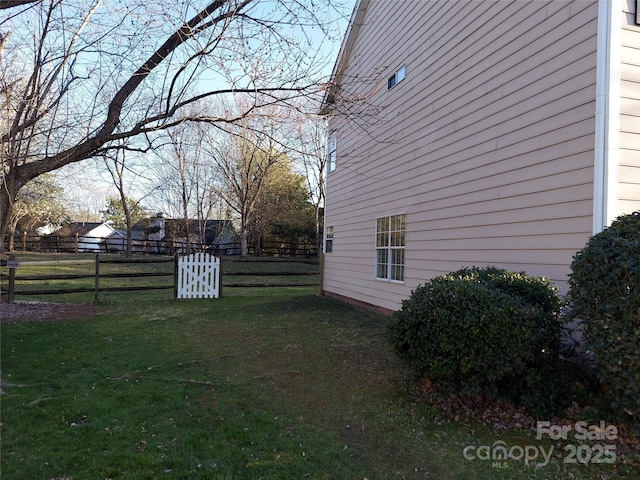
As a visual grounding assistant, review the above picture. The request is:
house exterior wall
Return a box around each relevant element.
[324,0,604,312]
[78,224,116,251]
[619,0,640,213]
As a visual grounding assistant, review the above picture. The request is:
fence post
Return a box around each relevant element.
[173,254,178,299]
[94,254,100,304]
[319,253,324,296]
[8,254,16,304]
[75,232,79,254]
[22,231,27,252]
[218,256,223,298]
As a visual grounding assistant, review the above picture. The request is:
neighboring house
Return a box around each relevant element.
[43,222,116,252]
[321,0,640,314]
[101,218,165,254]
[102,218,237,254]
[163,219,237,254]
[102,228,144,253]
[35,224,59,236]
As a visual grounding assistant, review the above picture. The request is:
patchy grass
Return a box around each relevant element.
[223,258,319,287]
[1,284,638,479]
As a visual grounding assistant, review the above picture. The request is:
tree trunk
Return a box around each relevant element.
[117,187,132,257]
[254,237,261,257]
[125,211,133,257]
[240,224,248,257]
[8,230,15,252]
[0,173,19,254]
[184,217,191,253]
[315,205,322,258]
[182,188,191,254]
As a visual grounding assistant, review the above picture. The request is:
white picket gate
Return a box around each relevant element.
[176,252,220,299]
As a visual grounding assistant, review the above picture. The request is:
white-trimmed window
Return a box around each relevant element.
[375,214,405,282]
[325,226,334,253]
[388,66,406,90]
[327,132,337,172]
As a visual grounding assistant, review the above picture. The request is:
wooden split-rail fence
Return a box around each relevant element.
[0,253,320,304]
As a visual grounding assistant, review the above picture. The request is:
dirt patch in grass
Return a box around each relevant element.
[1,301,97,323]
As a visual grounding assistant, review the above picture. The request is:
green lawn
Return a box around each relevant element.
[1,276,638,478]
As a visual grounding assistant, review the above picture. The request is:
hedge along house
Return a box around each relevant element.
[320,0,640,314]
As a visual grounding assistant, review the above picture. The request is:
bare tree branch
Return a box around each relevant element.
[1,0,349,248]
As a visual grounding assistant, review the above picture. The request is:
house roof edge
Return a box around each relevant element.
[319,0,368,115]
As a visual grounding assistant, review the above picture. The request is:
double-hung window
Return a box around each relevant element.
[375,214,406,282]
[324,226,334,253]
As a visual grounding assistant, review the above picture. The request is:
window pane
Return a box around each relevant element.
[328,135,336,151]
[376,232,388,247]
[392,263,404,281]
[391,249,404,281]
[390,230,403,247]
[376,217,389,247]
[390,215,405,246]
[327,133,337,172]
[377,217,389,233]
[390,231,397,247]
[391,248,404,264]
[376,249,388,278]
[388,67,405,90]
[391,214,405,233]
[325,226,334,253]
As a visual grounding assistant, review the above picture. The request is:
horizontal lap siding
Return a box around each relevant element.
[324,0,599,311]
[619,1,640,214]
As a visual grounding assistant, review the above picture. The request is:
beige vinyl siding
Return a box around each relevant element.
[324,0,599,312]
[619,1,640,214]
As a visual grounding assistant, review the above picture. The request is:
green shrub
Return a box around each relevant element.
[567,211,640,424]
[388,266,565,414]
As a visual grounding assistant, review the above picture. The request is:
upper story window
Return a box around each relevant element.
[327,132,337,172]
[388,66,406,90]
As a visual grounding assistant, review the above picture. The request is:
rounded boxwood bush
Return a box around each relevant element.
[388,266,565,414]
[567,211,640,423]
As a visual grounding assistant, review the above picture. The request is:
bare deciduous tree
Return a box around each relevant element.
[201,114,288,256]
[154,126,205,252]
[0,0,348,251]
[289,114,328,252]
[102,147,150,256]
